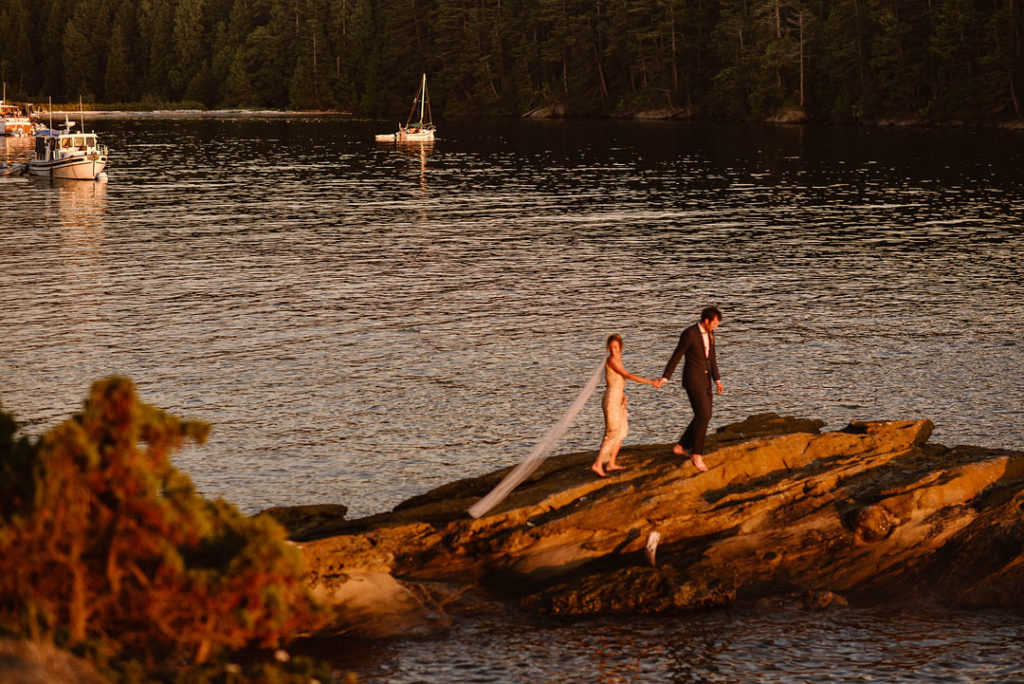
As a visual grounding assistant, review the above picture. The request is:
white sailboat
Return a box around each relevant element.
[376,74,435,143]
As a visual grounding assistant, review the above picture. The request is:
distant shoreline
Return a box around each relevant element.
[37,109,354,120]
[25,107,1024,131]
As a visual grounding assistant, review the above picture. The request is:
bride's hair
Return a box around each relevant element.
[606,333,623,351]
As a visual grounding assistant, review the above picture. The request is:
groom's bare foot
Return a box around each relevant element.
[690,453,709,472]
[591,462,607,477]
[672,444,688,457]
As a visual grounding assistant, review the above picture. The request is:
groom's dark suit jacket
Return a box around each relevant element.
[661,323,719,391]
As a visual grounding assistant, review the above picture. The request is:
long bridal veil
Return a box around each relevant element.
[468,360,605,519]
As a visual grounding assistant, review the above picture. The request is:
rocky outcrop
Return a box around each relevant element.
[277,414,1024,637]
[632,106,695,120]
[263,503,349,541]
[767,107,808,124]
[521,103,567,118]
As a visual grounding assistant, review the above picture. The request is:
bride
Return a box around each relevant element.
[591,334,663,477]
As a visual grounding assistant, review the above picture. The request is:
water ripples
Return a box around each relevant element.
[1,119,1022,520]
[335,607,1024,683]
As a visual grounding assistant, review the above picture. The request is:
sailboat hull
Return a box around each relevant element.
[398,129,434,142]
[376,129,435,143]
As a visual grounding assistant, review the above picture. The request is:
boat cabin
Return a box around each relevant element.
[34,127,100,161]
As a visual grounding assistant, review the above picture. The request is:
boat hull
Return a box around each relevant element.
[398,129,435,142]
[0,162,27,177]
[376,130,436,143]
[28,155,107,180]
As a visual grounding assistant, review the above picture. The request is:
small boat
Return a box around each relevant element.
[0,83,34,137]
[29,118,108,181]
[376,74,436,143]
[0,162,27,177]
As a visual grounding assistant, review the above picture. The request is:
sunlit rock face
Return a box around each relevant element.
[271,414,1024,637]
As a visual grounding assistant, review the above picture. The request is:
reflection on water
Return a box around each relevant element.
[0,134,33,165]
[311,607,1024,683]
[378,139,434,190]
[53,180,109,348]
[53,178,108,229]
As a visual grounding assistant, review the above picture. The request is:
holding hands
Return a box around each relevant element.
[653,377,668,389]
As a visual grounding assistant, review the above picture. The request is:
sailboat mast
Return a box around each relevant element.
[419,74,426,125]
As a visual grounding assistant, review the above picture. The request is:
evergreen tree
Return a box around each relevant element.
[0,0,36,96]
[221,46,255,106]
[41,0,75,100]
[140,0,178,100]
[866,0,934,117]
[821,0,870,121]
[432,0,486,112]
[930,0,986,118]
[173,0,207,99]
[323,0,357,110]
[347,0,381,114]
[710,0,757,119]
[62,10,94,100]
[981,0,1024,118]
[104,22,135,101]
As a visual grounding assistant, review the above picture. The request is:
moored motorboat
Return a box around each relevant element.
[376,74,436,143]
[0,84,34,137]
[0,104,34,136]
[29,119,108,181]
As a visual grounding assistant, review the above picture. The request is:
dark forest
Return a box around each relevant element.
[1,0,1022,123]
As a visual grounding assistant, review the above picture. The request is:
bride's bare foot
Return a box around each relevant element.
[690,453,709,472]
[606,463,626,471]
[591,462,607,477]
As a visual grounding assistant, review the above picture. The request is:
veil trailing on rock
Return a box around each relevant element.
[468,360,605,518]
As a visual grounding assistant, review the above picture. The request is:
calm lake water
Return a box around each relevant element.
[2,116,1023,681]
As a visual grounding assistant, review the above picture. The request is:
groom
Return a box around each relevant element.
[657,306,723,472]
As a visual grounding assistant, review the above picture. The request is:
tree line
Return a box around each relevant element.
[0,0,1022,123]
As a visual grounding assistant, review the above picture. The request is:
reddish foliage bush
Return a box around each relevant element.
[0,377,325,664]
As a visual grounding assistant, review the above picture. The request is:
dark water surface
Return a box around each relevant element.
[323,607,1024,683]
[2,117,1023,681]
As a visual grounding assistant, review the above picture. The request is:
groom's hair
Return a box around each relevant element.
[701,306,722,323]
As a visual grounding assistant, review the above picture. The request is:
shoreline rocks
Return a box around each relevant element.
[766,107,808,124]
[273,414,1024,638]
